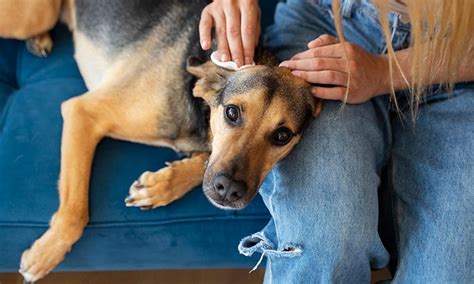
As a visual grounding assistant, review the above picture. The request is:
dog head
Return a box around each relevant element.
[187,57,321,209]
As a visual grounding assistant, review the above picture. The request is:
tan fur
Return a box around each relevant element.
[20,83,190,282]
[0,0,61,58]
[60,0,76,31]
[126,152,209,209]
[208,89,302,196]
[0,0,61,39]
[189,63,321,209]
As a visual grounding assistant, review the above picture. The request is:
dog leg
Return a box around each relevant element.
[19,82,200,281]
[19,93,113,282]
[26,32,53,57]
[125,152,209,210]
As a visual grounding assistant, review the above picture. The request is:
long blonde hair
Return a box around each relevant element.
[332,0,474,117]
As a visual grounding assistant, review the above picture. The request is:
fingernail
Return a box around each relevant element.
[245,57,252,65]
[279,61,288,67]
[234,59,242,67]
[201,40,209,49]
[221,53,229,62]
[292,71,300,76]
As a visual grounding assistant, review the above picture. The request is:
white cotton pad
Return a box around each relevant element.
[210,51,256,71]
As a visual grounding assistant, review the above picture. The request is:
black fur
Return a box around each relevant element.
[76,0,210,54]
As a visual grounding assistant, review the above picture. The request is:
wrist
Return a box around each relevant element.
[374,54,392,96]
[375,51,413,96]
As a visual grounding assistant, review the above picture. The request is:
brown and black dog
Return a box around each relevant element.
[0,0,322,282]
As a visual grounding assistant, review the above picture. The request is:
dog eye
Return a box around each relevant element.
[272,127,293,146]
[225,105,240,124]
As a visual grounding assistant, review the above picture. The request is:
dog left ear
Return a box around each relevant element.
[186,57,231,103]
[186,56,207,78]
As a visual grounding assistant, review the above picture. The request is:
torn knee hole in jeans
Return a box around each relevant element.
[238,232,303,272]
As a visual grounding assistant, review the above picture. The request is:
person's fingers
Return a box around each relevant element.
[240,4,259,65]
[292,70,348,86]
[224,4,244,66]
[280,58,346,72]
[310,86,347,101]
[213,9,231,61]
[307,34,339,48]
[199,7,213,50]
[291,44,345,60]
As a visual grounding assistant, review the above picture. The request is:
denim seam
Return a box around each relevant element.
[391,183,403,280]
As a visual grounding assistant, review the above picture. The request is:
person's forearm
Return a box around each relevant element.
[378,47,474,94]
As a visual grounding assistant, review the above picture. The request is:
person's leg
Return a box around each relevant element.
[239,1,394,282]
[391,83,474,283]
[239,99,392,283]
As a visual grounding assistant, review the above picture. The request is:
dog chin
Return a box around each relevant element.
[206,196,238,210]
[202,187,249,210]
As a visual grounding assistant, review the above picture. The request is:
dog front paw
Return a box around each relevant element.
[20,229,72,282]
[125,167,180,210]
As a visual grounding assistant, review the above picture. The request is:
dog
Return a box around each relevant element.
[5,0,322,282]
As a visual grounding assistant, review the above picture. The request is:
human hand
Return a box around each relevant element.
[199,0,260,67]
[279,35,390,104]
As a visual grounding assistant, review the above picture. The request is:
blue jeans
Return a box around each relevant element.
[238,0,474,283]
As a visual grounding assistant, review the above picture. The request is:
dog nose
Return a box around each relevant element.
[213,174,247,202]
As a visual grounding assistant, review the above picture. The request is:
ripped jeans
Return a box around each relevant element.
[238,0,474,283]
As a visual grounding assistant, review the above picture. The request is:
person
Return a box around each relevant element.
[199,0,474,282]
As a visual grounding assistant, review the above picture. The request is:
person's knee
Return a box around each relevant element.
[272,100,389,194]
[264,194,384,261]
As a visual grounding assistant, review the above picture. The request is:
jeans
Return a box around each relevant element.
[238,0,474,283]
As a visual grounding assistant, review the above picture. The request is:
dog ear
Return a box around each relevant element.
[186,56,207,77]
[186,57,231,103]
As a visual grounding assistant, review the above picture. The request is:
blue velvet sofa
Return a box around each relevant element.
[0,1,281,272]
